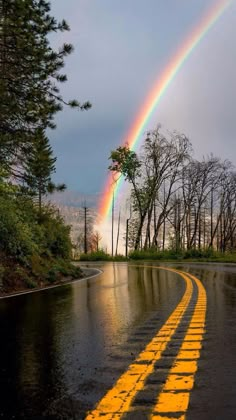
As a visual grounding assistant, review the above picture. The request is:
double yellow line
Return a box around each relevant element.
[86,266,207,420]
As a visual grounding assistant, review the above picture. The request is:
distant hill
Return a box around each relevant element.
[49,190,99,209]
[47,190,99,245]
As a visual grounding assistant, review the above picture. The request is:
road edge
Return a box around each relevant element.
[0,267,103,300]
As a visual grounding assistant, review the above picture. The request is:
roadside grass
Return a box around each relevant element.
[78,249,236,263]
[79,250,128,262]
[0,257,83,295]
[129,249,236,263]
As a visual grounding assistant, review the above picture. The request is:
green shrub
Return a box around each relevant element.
[0,265,5,286]
[183,248,214,259]
[28,254,45,277]
[58,264,82,278]
[0,192,75,291]
[70,266,83,278]
[41,212,72,259]
[0,196,38,260]
[80,250,111,261]
[129,249,183,260]
[128,248,236,261]
[0,195,73,262]
[24,277,37,289]
[47,267,59,283]
[112,254,129,261]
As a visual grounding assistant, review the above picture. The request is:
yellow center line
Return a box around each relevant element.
[151,271,207,420]
[85,267,193,419]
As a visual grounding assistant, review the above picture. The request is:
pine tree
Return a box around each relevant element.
[23,129,65,211]
[0,0,91,172]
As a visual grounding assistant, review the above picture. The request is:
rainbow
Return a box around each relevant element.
[99,0,231,220]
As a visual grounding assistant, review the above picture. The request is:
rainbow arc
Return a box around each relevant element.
[99,0,231,221]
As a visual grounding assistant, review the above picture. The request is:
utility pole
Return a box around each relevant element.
[210,187,214,248]
[125,202,132,257]
[162,182,166,251]
[125,218,129,258]
[83,205,88,254]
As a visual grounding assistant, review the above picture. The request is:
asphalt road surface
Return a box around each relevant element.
[0,262,236,419]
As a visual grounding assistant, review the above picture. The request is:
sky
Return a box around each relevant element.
[49,0,236,202]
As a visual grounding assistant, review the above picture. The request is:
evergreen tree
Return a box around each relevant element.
[23,129,65,211]
[0,0,91,172]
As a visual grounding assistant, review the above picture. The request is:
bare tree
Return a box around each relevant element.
[109,126,236,255]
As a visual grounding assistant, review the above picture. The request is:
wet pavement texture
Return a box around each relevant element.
[0,262,235,419]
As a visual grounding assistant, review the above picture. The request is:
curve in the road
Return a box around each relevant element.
[86,266,207,420]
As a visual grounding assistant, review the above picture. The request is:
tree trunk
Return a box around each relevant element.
[125,218,129,257]
[135,214,145,250]
[210,188,214,248]
[144,201,154,249]
[115,210,121,256]
[84,206,88,254]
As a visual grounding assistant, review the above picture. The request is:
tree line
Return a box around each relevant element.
[109,126,236,254]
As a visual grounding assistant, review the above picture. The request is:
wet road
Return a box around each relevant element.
[0,262,236,419]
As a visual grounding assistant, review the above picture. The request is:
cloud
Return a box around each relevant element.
[49,0,236,196]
